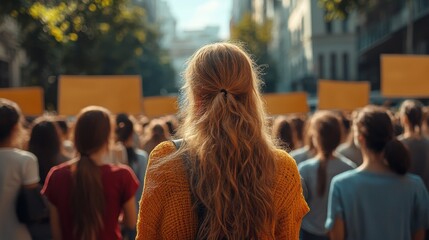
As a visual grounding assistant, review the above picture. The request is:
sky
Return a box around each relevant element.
[164,0,232,39]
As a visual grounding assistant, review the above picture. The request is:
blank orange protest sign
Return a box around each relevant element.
[0,87,44,115]
[263,92,309,115]
[381,55,429,97]
[318,80,370,111]
[58,75,142,115]
[142,96,178,118]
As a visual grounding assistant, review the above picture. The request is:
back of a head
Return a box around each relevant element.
[356,106,410,175]
[303,115,316,151]
[28,117,61,183]
[74,107,111,155]
[400,99,424,134]
[115,113,134,143]
[334,111,351,143]
[72,106,111,240]
[152,123,166,140]
[181,43,268,145]
[0,98,21,144]
[272,116,294,151]
[178,42,276,239]
[164,115,178,136]
[55,119,69,137]
[309,111,342,196]
[310,111,342,158]
[290,116,305,145]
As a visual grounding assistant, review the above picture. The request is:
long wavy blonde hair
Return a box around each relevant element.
[175,42,278,239]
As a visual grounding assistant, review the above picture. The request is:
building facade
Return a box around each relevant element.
[270,0,357,94]
[231,0,358,93]
[357,0,429,90]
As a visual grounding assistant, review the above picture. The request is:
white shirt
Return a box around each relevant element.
[0,148,40,240]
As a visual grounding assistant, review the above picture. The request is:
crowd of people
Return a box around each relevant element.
[0,42,429,240]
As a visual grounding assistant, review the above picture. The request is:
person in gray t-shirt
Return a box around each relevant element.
[298,111,356,240]
[398,100,429,191]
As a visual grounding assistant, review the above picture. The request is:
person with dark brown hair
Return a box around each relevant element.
[272,116,295,152]
[136,43,308,239]
[290,115,316,165]
[326,106,429,240]
[28,117,68,184]
[140,119,170,154]
[115,113,148,210]
[337,111,363,166]
[290,115,306,149]
[298,111,356,240]
[42,106,139,240]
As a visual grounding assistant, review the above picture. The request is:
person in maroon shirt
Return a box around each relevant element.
[42,106,139,240]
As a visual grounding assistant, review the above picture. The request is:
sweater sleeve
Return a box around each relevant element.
[274,151,309,239]
[136,141,175,239]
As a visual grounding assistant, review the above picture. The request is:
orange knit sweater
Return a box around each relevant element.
[136,141,309,239]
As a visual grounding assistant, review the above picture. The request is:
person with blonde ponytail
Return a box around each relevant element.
[136,42,309,239]
[42,106,139,240]
[326,106,429,240]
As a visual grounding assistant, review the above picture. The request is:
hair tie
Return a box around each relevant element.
[220,89,227,97]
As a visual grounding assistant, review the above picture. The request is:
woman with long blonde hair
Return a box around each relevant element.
[136,43,309,239]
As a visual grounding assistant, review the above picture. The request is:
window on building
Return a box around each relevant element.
[318,54,324,79]
[330,53,337,79]
[326,21,332,34]
[343,53,349,80]
[0,61,9,88]
[342,17,348,33]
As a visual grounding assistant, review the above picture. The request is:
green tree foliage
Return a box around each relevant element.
[319,0,361,20]
[230,13,277,93]
[2,0,175,109]
[318,0,393,20]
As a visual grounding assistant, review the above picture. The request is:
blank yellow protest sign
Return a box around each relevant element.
[318,80,370,111]
[142,96,178,118]
[263,92,309,115]
[0,87,44,115]
[58,75,142,115]
[381,55,429,97]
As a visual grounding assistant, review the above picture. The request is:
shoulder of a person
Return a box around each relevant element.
[397,134,405,141]
[289,146,308,157]
[336,143,349,152]
[10,148,37,161]
[273,149,302,182]
[135,148,148,158]
[404,173,426,186]
[144,141,182,178]
[103,163,134,174]
[298,157,318,168]
[332,169,359,185]
[423,136,429,144]
[46,161,73,181]
[274,148,296,166]
[337,155,357,168]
